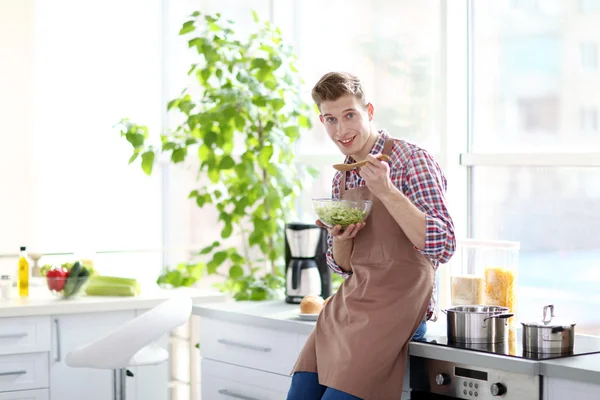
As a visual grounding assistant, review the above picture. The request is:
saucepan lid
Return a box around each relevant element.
[520,304,576,328]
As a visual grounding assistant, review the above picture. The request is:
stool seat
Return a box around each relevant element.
[64,295,192,399]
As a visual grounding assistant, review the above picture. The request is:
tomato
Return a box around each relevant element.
[46,267,69,291]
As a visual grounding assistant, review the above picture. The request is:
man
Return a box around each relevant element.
[287,72,456,400]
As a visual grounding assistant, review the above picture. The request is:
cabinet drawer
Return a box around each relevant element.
[0,353,48,392]
[200,318,298,375]
[0,389,49,400]
[0,316,51,355]
[202,359,291,400]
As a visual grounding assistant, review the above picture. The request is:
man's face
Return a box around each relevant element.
[319,95,374,157]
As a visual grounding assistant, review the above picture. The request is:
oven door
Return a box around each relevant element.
[409,356,540,400]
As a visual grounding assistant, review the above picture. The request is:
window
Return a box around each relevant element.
[0,0,166,281]
[271,0,443,222]
[580,0,600,13]
[468,1,600,335]
[580,107,599,133]
[581,42,598,71]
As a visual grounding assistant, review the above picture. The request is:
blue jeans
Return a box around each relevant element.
[287,321,427,399]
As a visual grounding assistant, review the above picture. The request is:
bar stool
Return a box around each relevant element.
[65,295,192,400]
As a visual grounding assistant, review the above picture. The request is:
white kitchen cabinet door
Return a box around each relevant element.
[0,389,49,400]
[50,311,136,400]
[202,359,291,400]
[544,377,600,400]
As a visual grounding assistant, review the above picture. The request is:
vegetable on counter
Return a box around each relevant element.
[45,260,91,298]
[84,275,140,297]
[46,266,68,292]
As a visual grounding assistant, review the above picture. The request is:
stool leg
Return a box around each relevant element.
[119,368,127,400]
[113,369,118,400]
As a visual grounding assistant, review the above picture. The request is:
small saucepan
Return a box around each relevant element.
[521,304,576,355]
[443,305,514,344]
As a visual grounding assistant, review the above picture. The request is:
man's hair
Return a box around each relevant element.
[311,72,367,110]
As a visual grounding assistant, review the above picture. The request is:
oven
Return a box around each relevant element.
[409,356,541,400]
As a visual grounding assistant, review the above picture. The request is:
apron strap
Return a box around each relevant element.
[339,170,347,196]
[382,135,395,156]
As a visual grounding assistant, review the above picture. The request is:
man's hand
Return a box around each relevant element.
[361,153,394,198]
[316,220,366,241]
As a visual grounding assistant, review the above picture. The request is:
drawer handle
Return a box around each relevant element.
[54,318,61,362]
[0,370,26,377]
[217,339,271,353]
[0,333,27,339]
[218,389,261,400]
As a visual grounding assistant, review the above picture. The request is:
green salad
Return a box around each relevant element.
[315,202,368,228]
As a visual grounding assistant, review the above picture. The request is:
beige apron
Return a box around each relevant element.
[292,137,435,399]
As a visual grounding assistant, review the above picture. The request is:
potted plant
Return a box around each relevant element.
[116,10,317,301]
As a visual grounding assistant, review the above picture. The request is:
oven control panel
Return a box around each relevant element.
[410,356,540,400]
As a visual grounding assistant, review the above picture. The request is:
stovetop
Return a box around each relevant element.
[415,328,600,361]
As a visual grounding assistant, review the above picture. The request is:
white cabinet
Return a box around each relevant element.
[544,377,600,400]
[50,311,136,400]
[0,389,49,400]
[0,317,50,355]
[0,352,48,392]
[199,317,301,398]
[202,359,291,400]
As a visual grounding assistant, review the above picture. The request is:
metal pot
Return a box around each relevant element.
[521,304,576,355]
[443,305,514,344]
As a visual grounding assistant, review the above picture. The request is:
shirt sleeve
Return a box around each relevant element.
[403,150,456,264]
[326,233,353,278]
[325,172,353,278]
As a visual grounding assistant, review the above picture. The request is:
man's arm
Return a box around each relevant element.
[326,233,353,276]
[379,150,456,264]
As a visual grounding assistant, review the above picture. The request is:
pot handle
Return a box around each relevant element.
[551,326,566,334]
[483,313,514,322]
[542,333,565,342]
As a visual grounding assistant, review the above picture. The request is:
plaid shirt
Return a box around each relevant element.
[326,130,456,322]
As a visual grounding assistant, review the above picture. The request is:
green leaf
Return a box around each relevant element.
[250,58,268,70]
[198,145,210,160]
[271,99,285,111]
[221,223,233,238]
[141,151,155,175]
[219,155,235,170]
[229,265,244,279]
[128,152,139,164]
[299,115,311,128]
[125,132,145,148]
[162,142,177,151]
[252,10,259,23]
[172,147,187,163]
[234,115,245,130]
[180,20,195,35]
[258,146,274,167]
[198,241,219,255]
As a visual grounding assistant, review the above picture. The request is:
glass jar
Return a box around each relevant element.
[449,239,520,317]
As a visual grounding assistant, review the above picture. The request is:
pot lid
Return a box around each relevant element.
[520,304,576,328]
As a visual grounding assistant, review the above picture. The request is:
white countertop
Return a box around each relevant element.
[0,284,227,317]
[193,300,600,385]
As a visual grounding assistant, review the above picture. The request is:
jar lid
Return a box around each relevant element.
[520,304,576,328]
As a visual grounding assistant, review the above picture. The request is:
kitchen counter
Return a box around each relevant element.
[193,300,600,385]
[0,284,226,317]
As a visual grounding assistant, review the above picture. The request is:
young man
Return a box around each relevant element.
[287,72,456,400]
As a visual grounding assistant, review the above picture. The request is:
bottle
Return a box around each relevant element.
[18,246,29,298]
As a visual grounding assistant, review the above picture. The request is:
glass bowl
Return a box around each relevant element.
[312,198,372,229]
[46,276,90,298]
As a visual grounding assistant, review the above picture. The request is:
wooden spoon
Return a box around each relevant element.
[333,154,390,172]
